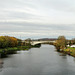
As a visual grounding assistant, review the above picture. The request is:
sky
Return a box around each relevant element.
[0,0,75,39]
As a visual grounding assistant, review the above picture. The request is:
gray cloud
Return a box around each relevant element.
[0,0,75,39]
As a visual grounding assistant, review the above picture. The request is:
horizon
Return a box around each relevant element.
[0,35,74,40]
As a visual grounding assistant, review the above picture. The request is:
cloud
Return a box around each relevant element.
[0,0,75,24]
[0,0,75,39]
[0,22,75,39]
[0,29,75,39]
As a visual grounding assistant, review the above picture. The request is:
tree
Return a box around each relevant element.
[71,38,75,45]
[54,36,66,51]
[9,37,18,47]
[0,36,18,48]
[25,38,32,46]
[17,39,22,46]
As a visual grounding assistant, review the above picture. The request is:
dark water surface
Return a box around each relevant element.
[0,44,75,75]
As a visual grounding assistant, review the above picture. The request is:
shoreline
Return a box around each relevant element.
[57,47,75,57]
[0,46,31,58]
[0,44,41,58]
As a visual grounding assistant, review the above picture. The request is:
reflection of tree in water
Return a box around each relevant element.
[0,59,3,72]
[73,58,75,63]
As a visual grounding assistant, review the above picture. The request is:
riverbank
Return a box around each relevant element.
[0,44,41,58]
[56,47,75,57]
[64,47,75,57]
[0,46,31,57]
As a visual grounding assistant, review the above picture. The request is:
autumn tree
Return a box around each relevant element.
[0,36,18,48]
[9,37,18,47]
[54,36,66,51]
[0,36,10,48]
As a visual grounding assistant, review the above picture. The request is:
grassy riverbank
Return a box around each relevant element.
[64,47,75,57]
[0,44,41,58]
[53,36,75,57]
[0,46,31,57]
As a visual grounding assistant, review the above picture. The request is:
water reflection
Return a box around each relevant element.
[0,59,3,72]
[58,52,66,56]
[73,58,75,63]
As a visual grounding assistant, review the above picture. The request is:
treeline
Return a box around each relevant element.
[67,38,75,46]
[0,36,18,48]
[0,36,31,57]
[0,36,41,57]
[54,36,75,51]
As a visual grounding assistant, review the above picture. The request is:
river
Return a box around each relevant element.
[0,44,75,75]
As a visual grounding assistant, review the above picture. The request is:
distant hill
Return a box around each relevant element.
[32,38,57,41]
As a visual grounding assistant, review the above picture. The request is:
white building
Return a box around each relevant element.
[70,45,75,48]
[67,45,70,47]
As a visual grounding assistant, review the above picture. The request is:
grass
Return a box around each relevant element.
[0,46,31,57]
[64,47,75,57]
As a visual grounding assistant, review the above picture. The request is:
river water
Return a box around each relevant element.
[0,44,75,75]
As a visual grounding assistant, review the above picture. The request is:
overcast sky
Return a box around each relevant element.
[0,0,75,39]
